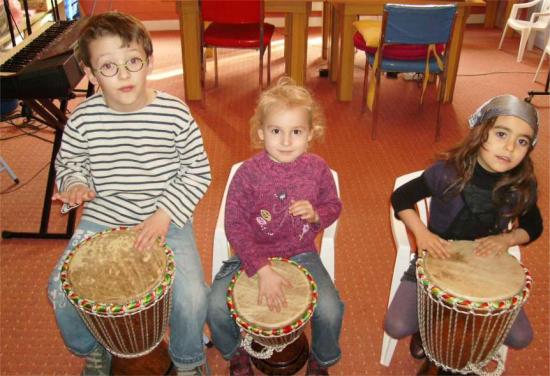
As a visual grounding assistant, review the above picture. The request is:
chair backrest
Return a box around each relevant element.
[212,162,340,282]
[200,0,263,24]
[382,4,457,45]
[533,0,550,28]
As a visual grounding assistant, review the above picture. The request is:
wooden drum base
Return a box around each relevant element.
[112,339,173,376]
[417,360,476,376]
[250,334,309,375]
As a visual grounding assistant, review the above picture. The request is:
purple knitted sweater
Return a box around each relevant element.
[225,151,342,276]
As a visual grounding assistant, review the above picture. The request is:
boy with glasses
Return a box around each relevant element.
[48,12,211,376]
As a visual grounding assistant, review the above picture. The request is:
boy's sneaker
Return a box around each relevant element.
[229,347,254,376]
[177,362,210,376]
[81,345,112,376]
[306,357,329,376]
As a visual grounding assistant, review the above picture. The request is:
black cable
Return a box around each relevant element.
[0,121,53,143]
[0,161,50,195]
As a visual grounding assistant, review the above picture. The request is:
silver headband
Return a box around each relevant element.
[468,95,539,146]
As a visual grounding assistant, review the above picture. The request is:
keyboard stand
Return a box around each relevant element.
[2,98,76,239]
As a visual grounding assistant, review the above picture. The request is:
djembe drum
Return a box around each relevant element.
[416,240,531,376]
[227,257,317,375]
[61,227,175,374]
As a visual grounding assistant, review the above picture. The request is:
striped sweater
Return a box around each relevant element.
[55,91,211,228]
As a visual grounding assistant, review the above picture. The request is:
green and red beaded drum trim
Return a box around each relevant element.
[60,227,175,316]
[416,257,532,311]
[227,257,318,338]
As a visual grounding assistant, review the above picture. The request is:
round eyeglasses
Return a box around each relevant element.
[93,57,147,78]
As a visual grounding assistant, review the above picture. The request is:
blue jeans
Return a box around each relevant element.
[47,220,210,370]
[207,251,344,367]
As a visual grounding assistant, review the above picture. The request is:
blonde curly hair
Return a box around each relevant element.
[250,77,325,149]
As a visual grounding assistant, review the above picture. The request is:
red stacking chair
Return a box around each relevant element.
[200,0,275,88]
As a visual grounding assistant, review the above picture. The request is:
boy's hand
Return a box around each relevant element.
[289,200,320,224]
[474,234,509,256]
[416,229,451,259]
[52,184,96,206]
[257,264,292,312]
[134,209,171,252]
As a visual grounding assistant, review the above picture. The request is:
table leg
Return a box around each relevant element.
[177,1,202,101]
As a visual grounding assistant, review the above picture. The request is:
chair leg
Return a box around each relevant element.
[534,51,548,82]
[498,24,508,50]
[371,68,382,140]
[214,47,219,88]
[517,29,531,62]
[435,73,448,141]
[267,44,271,85]
[380,332,398,367]
[259,48,264,88]
[200,48,206,88]
[361,57,369,113]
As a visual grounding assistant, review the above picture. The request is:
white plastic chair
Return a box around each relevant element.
[380,170,521,367]
[212,162,340,283]
[534,37,550,81]
[498,0,550,62]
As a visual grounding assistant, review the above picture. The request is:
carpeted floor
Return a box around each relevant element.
[0,25,548,375]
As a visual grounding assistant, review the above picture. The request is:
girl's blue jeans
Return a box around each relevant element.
[47,220,210,370]
[207,251,344,368]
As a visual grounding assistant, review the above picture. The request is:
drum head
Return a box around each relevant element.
[67,228,167,304]
[423,240,524,302]
[232,259,312,330]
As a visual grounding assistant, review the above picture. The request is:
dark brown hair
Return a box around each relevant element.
[439,118,537,220]
[77,11,153,68]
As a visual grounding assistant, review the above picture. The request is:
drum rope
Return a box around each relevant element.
[241,332,302,359]
[124,314,138,353]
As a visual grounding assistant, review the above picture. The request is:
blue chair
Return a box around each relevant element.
[362,4,457,140]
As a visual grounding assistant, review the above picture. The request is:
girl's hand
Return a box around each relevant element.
[257,265,292,312]
[52,184,96,206]
[474,234,509,256]
[289,200,320,224]
[416,229,451,259]
[133,209,171,252]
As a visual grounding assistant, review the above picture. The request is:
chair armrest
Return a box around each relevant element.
[511,0,542,19]
[530,11,550,22]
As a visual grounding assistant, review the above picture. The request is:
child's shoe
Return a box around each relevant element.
[229,347,254,376]
[81,345,112,376]
[306,357,329,376]
[409,331,426,359]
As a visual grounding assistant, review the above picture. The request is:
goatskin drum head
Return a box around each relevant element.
[423,240,524,302]
[67,229,167,304]
[232,259,311,330]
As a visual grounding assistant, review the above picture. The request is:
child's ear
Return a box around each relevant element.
[83,66,99,86]
[257,128,265,141]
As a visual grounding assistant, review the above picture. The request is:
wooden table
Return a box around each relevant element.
[175,0,311,101]
[327,0,484,103]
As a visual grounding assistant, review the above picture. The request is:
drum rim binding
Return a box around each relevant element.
[416,257,532,313]
[227,257,318,338]
[60,227,176,316]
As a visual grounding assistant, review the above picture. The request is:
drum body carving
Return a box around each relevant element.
[416,241,531,375]
[61,227,175,358]
[227,258,317,366]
